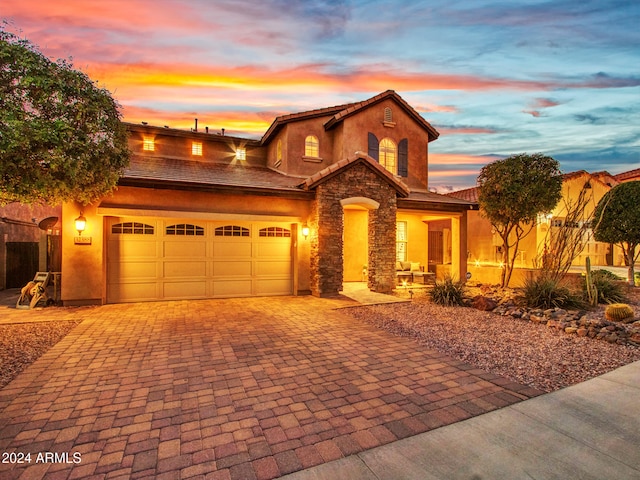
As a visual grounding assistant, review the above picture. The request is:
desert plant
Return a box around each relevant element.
[429,276,466,306]
[521,274,584,309]
[583,270,627,304]
[604,303,634,322]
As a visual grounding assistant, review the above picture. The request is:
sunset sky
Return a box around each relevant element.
[3,0,639,191]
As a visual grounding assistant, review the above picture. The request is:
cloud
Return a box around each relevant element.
[435,125,500,135]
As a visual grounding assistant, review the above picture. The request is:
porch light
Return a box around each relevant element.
[75,213,87,235]
[301,224,310,239]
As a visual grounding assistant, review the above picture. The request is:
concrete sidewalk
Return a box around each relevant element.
[282,360,640,479]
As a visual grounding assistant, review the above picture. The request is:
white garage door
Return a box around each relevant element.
[106,218,293,303]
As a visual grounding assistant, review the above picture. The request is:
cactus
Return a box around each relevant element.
[585,257,598,307]
[604,303,634,322]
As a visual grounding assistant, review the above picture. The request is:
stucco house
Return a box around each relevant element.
[60,90,475,305]
[448,170,618,284]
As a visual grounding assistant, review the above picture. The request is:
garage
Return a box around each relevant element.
[106,218,294,303]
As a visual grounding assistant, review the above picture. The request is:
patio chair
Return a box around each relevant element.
[16,272,52,310]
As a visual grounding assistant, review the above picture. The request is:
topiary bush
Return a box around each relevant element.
[429,276,466,306]
[522,274,584,309]
[584,270,627,304]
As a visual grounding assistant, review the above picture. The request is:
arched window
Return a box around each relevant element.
[305,135,319,158]
[379,138,396,174]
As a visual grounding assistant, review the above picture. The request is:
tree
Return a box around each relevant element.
[477,153,562,287]
[592,181,640,286]
[0,26,129,205]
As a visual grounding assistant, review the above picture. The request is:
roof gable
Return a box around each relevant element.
[262,90,439,145]
[299,152,410,197]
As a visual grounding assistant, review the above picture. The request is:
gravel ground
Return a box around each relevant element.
[346,289,640,392]
[0,320,82,389]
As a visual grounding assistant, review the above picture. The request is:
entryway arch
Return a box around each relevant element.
[341,197,379,283]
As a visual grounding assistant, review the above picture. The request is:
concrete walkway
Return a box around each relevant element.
[282,360,640,480]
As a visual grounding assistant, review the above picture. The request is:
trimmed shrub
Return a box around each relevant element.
[429,276,466,306]
[522,275,584,309]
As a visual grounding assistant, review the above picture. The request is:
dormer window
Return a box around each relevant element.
[192,141,202,156]
[379,138,396,174]
[143,137,155,151]
[305,135,319,158]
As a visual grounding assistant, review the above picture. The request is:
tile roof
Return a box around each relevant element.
[262,90,439,144]
[614,167,640,182]
[299,152,410,197]
[122,155,305,192]
[446,186,478,203]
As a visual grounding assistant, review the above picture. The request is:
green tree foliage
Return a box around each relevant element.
[0,26,129,205]
[477,153,562,287]
[593,181,640,285]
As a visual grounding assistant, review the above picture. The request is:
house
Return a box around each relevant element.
[614,167,640,183]
[448,170,616,284]
[0,203,61,290]
[60,90,475,305]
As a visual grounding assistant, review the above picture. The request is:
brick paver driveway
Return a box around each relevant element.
[0,296,541,479]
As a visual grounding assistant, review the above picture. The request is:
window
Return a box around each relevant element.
[275,140,282,167]
[143,137,155,151]
[166,224,204,236]
[112,222,154,235]
[305,135,319,158]
[192,141,202,156]
[259,227,291,237]
[379,138,396,174]
[215,225,249,237]
[236,147,246,160]
[396,221,407,262]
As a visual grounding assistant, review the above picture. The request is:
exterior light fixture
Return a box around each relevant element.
[75,213,87,235]
[301,224,310,239]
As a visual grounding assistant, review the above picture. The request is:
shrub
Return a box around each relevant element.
[584,270,627,304]
[429,276,466,306]
[522,275,584,309]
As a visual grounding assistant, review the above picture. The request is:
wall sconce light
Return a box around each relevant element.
[75,213,87,235]
[301,223,310,239]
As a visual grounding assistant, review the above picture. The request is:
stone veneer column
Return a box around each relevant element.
[309,163,397,297]
[367,198,397,293]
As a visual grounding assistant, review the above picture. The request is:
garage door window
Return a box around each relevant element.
[215,225,250,237]
[259,227,291,237]
[112,222,154,235]
[166,224,204,236]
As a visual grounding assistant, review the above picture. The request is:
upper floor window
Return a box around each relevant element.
[192,141,202,156]
[305,135,319,158]
[143,137,155,151]
[236,147,246,161]
[275,140,282,167]
[379,138,396,174]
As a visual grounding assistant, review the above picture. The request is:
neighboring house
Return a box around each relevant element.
[0,203,61,290]
[448,170,615,272]
[60,90,475,305]
[614,167,640,183]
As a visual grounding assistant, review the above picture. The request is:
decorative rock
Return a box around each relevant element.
[565,327,578,334]
[472,295,498,311]
[576,328,588,337]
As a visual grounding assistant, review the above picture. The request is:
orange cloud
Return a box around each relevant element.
[430,153,499,166]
